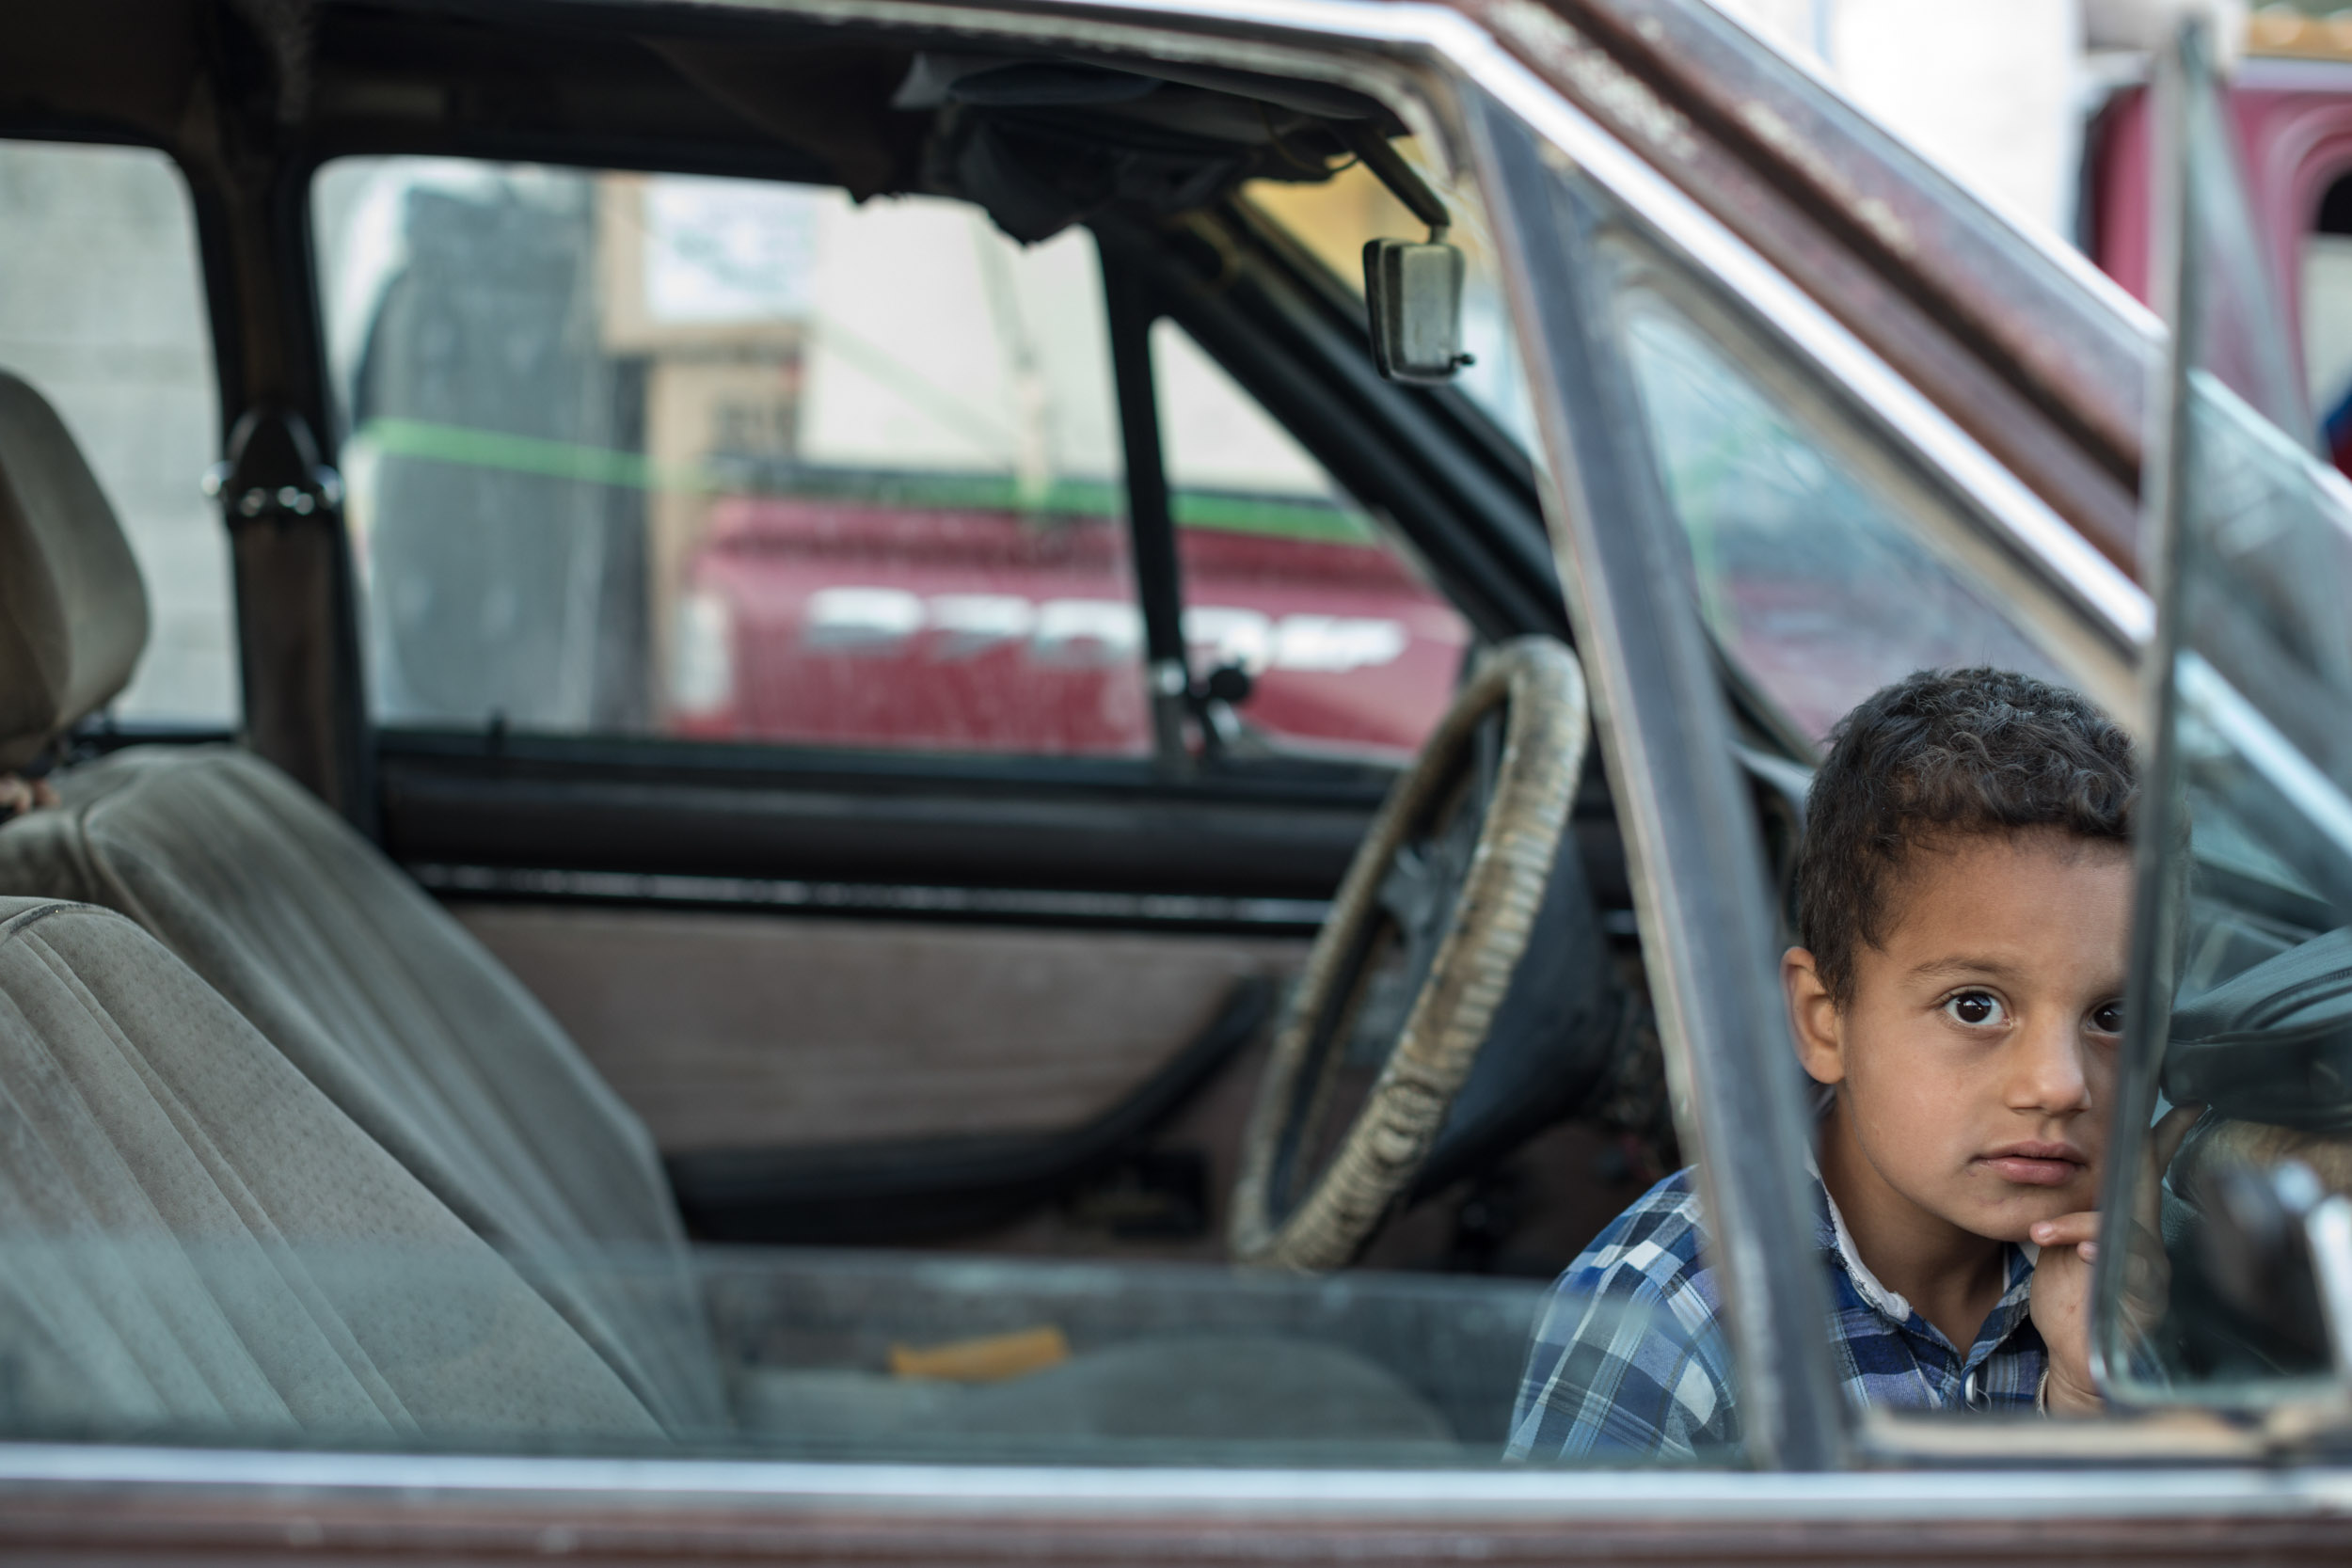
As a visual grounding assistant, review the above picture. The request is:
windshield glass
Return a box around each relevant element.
[1611,285,2069,745]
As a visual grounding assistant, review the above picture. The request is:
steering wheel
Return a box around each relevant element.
[1229,637,1594,1271]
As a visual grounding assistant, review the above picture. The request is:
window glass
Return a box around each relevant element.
[313,158,1145,756]
[2102,56,2352,1402]
[0,1227,1731,1465]
[2101,383,2352,1403]
[1153,322,1470,762]
[1245,145,1538,454]
[1615,293,2064,743]
[0,141,232,724]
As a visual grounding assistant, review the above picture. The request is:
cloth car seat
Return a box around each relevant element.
[0,371,1465,1455]
[0,895,660,1439]
[0,372,726,1437]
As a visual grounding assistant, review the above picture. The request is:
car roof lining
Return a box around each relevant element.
[0,1,1404,234]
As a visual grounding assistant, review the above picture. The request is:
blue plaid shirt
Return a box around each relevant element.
[1505,1167,2044,1461]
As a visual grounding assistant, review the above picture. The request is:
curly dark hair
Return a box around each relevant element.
[1795,668,2137,1005]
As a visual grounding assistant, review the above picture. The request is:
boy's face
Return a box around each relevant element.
[1786,828,2131,1244]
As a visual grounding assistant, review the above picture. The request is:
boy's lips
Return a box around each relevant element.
[1975,1142,2089,1187]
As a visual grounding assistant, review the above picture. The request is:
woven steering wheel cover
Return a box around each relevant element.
[1228,637,1590,1271]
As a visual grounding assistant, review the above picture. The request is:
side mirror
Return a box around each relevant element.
[1363,238,1472,386]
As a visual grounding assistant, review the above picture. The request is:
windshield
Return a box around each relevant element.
[1611,282,2070,746]
[1250,150,2084,751]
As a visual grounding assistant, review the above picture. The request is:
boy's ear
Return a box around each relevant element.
[1782,946,1845,1085]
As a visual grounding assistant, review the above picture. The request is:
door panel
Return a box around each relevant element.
[378,733,1383,900]
[455,903,1306,1152]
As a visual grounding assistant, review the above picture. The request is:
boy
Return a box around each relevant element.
[1507,667,2186,1461]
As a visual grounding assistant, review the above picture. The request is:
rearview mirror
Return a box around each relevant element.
[1363,238,1471,386]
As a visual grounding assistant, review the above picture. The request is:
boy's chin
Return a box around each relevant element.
[1961,1184,2096,1243]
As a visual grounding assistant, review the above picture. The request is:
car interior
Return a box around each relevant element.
[9,0,2340,1464]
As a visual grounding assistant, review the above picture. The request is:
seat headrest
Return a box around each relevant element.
[0,372,150,772]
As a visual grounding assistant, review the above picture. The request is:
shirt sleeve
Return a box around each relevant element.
[1503,1178,1739,1464]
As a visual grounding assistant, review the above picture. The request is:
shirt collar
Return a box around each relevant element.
[1805,1167,2041,1357]
[1815,1178,1913,1322]
[1803,1090,2040,1323]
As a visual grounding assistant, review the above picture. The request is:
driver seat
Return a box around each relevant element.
[0,372,726,1435]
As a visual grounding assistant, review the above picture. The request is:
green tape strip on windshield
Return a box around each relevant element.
[353,418,1377,546]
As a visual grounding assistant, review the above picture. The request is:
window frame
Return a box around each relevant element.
[285,0,2168,1479]
[1473,87,1851,1471]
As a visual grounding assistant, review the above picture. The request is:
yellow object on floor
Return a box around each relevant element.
[887,1325,1072,1383]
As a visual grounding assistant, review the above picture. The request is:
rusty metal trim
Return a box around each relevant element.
[1465,0,2156,574]
[1432,10,2152,657]
[0,1440,2348,1515]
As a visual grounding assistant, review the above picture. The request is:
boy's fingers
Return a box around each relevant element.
[2032,1212,2099,1248]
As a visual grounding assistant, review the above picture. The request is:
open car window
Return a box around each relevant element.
[313,158,1147,757]
[0,1227,1730,1467]
[237,143,1733,1474]
[1152,321,1470,763]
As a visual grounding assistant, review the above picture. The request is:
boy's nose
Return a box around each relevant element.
[2005,1017,2092,1115]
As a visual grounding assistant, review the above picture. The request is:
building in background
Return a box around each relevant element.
[1711,0,2262,244]
[1720,0,2094,239]
[1720,1,2352,475]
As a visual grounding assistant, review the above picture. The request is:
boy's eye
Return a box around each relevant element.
[1945,991,2005,1027]
[2090,1002,2124,1036]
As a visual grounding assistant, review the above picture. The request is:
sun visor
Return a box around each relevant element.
[0,372,150,773]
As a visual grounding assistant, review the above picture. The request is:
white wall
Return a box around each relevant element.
[1711,0,2087,241]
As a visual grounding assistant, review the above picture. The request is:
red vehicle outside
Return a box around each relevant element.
[670,487,1470,759]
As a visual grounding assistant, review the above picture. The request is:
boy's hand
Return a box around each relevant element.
[2027,1104,2201,1417]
